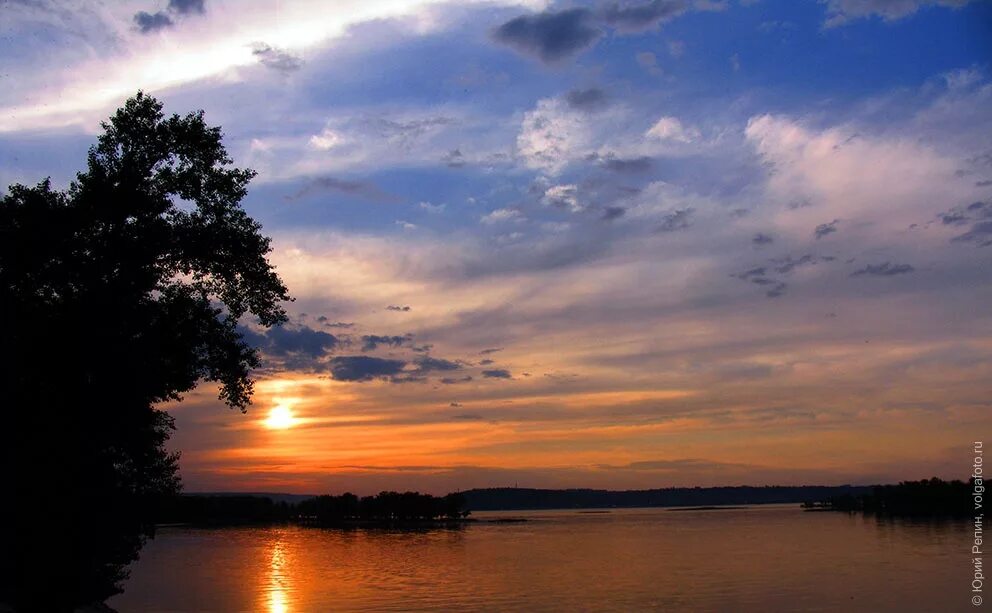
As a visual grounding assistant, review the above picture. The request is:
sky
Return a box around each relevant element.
[3,0,991,495]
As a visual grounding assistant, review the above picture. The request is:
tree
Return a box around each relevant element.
[0,93,290,611]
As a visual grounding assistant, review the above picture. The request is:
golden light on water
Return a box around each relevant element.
[267,538,291,613]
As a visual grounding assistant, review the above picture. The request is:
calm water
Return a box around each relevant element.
[109,505,972,612]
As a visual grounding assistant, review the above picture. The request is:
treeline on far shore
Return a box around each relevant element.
[805,478,976,517]
[157,491,470,526]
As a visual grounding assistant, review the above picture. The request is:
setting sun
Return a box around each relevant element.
[264,406,297,430]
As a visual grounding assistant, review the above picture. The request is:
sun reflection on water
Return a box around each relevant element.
[266,537,291,613]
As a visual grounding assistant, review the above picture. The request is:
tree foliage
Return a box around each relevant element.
[0,92,290,611]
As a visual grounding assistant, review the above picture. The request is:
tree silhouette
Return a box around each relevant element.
[0,93,290,611]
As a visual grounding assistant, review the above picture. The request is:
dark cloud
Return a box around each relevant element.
[771,254,834,274]
[656,208,693,233]
[361,334,412,351]
[733,253,833,299]
[286,177,396,202]
[565,87,609,112]
[317,317,354,329]
[386,305,412,312]
[479,359,495,365]
[938,202,992,246]
[168,0,204,14]
[752,232,774,245]
[440,376,474,384]
[482,369,513,379]
[442,149,465,168]
[251,42,304,73]
[134,11,173,33]
[940,209,970,226]
[952,221,992,247]
[602,206,626,221]
[414,356,462,372]
[479,347,503,354]
[850,262,915,277]
[603,156,653,174]
[765,282,788,298]
[240,324,339,359]
[328,356,407,382]
[492,9,601,64]
[814,219,839,239]
[736,267,766,280]
[732,267,787,298]
[359,116,454,145]
[134,0,204,33]
[599,0,690,33]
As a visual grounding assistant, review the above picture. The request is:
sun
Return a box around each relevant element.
[264,405,297,430]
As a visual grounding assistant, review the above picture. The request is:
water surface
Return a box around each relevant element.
[110,505,972,612]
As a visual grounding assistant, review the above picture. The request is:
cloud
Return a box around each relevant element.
[752,233,774,245]
[419,201,446,214]
[492,8,601,64]
[771,254,835,274]
[602,156,653,174]
[820,0,974,27]
[134,11,173,33]
[656,208,693,232]
[413,356,462,372]
[938,201,992,246]
[731,266,789,298]
[745,113,968,240]
[241,324,339,359]
[646,116,700,143]
[814,219,840,239]
[602,206,627,221]
[479,347,503,355]
[517,97,597,175]
[169,0,205,14]
[600,0,690,33]
[850,262,916,276]
[440,376,474,384]
[481,208,525,224]
[361,334,412,351]
[134,0,205,34]
[482,368,512,379]
[543,184,583,212]
[287,177,396,202]
[733,253,835,298]
[565,87,609,112]
[328,356,407,381]
[308,128,343,151]
[251,42,304,72]
[951,221,992,247]
[442,149,466,168]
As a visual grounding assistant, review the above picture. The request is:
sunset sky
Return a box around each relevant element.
[3,0,991,494]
